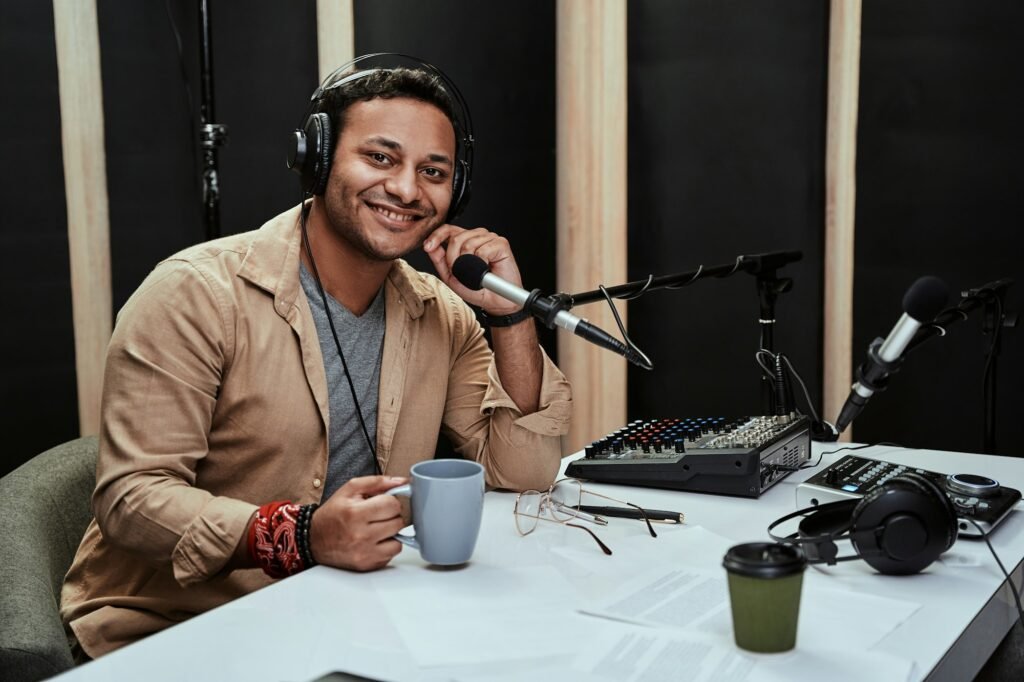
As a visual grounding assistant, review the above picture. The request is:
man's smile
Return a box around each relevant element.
[364,200,430,229]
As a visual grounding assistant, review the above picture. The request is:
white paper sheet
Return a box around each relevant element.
[580,565,922,652]
[372,564,591,667]
[568,622,914,682]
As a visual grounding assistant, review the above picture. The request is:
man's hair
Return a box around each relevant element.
[315,67,459,141]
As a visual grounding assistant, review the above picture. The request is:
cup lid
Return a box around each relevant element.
[723,542,807,578]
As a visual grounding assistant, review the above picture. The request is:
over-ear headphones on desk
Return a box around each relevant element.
[768,472,958,575]
[286,52,475,222]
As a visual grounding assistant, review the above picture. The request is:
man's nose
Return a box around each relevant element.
[384,165,420,205]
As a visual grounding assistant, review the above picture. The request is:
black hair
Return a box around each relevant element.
[315,67,459,141]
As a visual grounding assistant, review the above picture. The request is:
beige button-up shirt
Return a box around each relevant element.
[61,206,572,657]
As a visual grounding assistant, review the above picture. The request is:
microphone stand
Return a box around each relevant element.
[198,0,228,240]
[557,250,802,415]
[904,278,1016,455]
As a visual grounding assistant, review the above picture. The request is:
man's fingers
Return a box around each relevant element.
[356,494,405,523]
[338,475,407,499]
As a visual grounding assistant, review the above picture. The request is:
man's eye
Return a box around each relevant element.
[370,153,390,164]
[422,167,446,179]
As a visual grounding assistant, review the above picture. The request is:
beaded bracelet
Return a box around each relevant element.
[296,503,319,569]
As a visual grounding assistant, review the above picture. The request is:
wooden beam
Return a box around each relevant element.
[556,0,628,453]
[53,0,112,437]
[823,0,862,441]
[316,0,355,80]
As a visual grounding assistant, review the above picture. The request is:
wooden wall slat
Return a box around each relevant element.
[53,0,112,436]
[317,0,354,80]
[556,0,628,453]
[823,0,862,440]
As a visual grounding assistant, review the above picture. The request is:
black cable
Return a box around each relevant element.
[790,441,903,472]
[618,275,653,301]
[754,349,823,427]
[966,518,1024,636]
[981,295,1004,452]
[299,199,382,476]
[598,284,653,370]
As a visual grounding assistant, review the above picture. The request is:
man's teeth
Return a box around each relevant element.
[372,205,416,222]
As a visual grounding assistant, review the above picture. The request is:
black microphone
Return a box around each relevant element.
[834,276,950,433]
[451,254,653,370]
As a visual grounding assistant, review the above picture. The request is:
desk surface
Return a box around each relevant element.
[58,444,1024,682]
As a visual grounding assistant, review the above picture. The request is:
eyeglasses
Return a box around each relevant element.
[513,478,658,555]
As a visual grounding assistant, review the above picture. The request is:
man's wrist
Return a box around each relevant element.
[478,307,532,328]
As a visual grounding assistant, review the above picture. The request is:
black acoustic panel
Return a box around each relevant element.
[854,0,1024,455]
[0,2,79,474]
[97,0,207,310]
[353,0,558,357]
[626,1,828,425]
[213,1,317,236]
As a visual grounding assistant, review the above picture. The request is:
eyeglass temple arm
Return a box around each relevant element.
[566,522,613,555]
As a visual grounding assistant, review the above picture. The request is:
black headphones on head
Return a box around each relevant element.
[286,53,474,222]
[768,472,958,575]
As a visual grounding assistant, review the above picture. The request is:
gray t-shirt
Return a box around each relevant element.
[299,262,386,499]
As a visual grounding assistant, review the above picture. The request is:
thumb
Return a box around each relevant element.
[338,474,407,498]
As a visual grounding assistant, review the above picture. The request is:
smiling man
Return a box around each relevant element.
[60,63,572,660]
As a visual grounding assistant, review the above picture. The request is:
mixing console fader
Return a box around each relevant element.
[565,415,811,498]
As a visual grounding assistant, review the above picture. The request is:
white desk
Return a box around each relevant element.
[57,444,1024,681]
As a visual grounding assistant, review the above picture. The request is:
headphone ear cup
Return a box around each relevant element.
[850,472,957,575]
[309,112,333,196]
[287,113,331,196]
[446,159,471,222]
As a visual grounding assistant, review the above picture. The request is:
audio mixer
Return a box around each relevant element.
[565,415,811,498]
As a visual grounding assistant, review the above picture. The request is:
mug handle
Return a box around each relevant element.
[385,484,419,550]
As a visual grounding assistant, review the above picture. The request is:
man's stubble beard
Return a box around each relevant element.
[323,188,443,263]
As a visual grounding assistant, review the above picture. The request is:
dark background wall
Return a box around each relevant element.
[853,0,1024,456]
[626,0,828,423]
[2,0,1022,476]
[1,1,78,469]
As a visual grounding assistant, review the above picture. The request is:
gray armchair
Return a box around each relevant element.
[0,436,97,681]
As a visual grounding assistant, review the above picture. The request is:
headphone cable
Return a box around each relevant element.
[299,198,382,476]
[966,518,1024,636]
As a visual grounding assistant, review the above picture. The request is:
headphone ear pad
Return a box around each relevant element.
[797,499,858,564]
[447,159,471,222]
[308,112,333,196]
[851,472,957,575]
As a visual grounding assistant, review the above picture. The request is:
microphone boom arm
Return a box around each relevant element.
[560,250,802,308]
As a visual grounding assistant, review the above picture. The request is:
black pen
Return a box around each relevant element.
[574,506,685,524]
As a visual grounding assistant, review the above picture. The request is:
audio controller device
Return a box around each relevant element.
[565,415,811,498]
[797,455,1022,537]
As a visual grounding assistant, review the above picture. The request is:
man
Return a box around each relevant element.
[61,63,572,659]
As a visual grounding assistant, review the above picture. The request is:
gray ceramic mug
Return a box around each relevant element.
[386,459,485,565]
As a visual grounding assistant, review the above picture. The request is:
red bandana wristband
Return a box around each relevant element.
[248,501,305,578]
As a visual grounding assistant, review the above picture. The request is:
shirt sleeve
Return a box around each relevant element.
[439,288,573,492]
[92,259,257,587]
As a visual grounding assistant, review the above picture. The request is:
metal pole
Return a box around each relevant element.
[198,0,227,240]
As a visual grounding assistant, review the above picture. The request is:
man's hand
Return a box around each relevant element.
[309,475,408,572]
[424,225,523,315]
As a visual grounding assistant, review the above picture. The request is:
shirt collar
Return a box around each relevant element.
[237,204,437,319]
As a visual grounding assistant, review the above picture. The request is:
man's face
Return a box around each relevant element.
[321,97,456,262]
